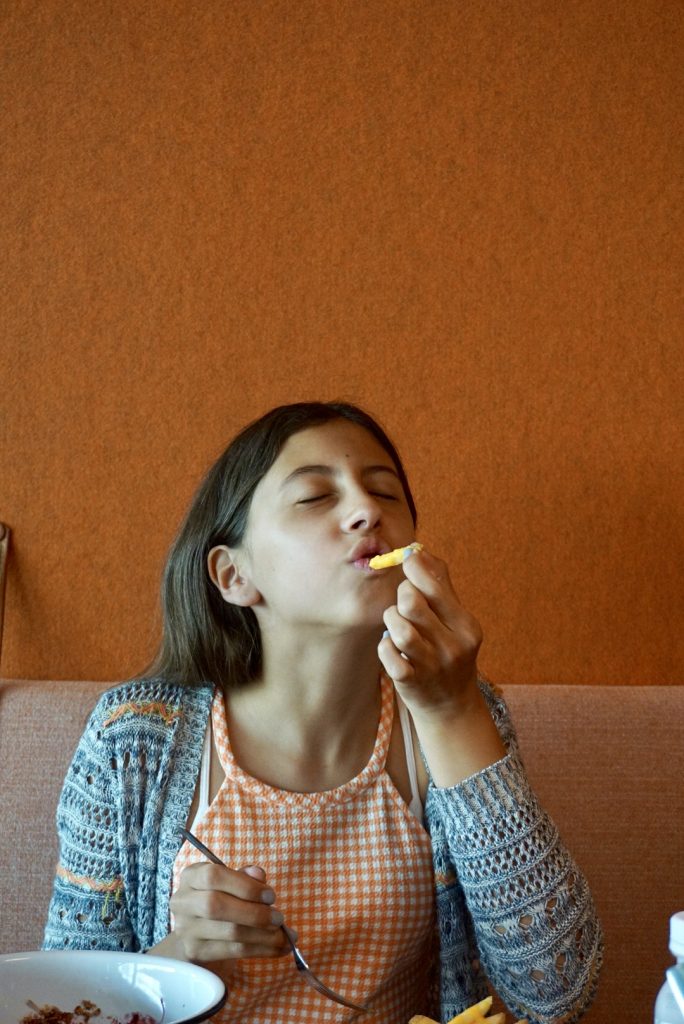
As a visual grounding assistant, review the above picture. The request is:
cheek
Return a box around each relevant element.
[249,531,320,589]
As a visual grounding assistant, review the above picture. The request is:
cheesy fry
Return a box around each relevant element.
[448,997,494,1022]
[369,542,423,569]
[408,996,527,1024]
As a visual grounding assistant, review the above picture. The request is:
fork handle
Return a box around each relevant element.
[180,828,226,866]
[281,924,310,970]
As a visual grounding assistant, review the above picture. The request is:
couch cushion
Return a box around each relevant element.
[504,685,683,1024]
[0,679,112,954]
[1,679,682,1024]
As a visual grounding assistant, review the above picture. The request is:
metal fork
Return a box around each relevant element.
[180,828,367,1013]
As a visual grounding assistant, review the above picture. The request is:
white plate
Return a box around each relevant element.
[0,950,226,1024]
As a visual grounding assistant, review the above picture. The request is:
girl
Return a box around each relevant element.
[44,402,602,1024]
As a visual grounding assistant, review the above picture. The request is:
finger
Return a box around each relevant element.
[380,609,442,678]
[241,864,267,881]
[181,860,276,905]
[378,631,415,683]
[180,929,290,962]
[403,547,458,600]
[393,579,481,661]
[171,885,282,931]
[178,915,287,948]
[401,550,469,629]
[194,939,290,960]
[382,606,433,662]
[395,578,444,633]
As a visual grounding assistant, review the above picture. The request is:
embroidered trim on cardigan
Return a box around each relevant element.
[102,700,182,728]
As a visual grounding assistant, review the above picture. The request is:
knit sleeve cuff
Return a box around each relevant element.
[426,751,544,854]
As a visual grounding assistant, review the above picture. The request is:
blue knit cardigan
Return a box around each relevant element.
[43,676,602,1023]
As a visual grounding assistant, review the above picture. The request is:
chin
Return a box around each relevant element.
[343,601,387,632]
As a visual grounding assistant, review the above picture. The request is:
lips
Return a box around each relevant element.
[348,539,391,566]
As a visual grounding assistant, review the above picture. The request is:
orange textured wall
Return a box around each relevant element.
[1,1,681,684]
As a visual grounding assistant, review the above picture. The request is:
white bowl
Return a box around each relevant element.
[0,950,226,1024]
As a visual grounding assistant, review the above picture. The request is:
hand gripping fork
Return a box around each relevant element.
[180,828,367,1013]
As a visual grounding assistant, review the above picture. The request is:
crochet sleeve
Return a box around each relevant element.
[43,694,138,952]
[425,677,603,1024]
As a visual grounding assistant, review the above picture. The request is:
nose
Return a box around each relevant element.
[341,489,383,533]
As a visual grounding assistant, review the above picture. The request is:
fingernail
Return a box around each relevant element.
[243,864,266,880]
[382,629,390,640]
[270,909,284,926]
[402,546,415,560]
[261,888,276,904]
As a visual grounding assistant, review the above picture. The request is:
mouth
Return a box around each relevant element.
[351,556,375,571]
[348,540,391,572]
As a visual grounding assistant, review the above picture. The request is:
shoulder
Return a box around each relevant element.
[82,677,214,750]
[59,678,215,810]
[94,676,213,718]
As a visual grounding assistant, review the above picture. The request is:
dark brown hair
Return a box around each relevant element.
[143,402,417,688]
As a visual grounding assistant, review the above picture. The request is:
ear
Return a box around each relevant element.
[207,545,260,608]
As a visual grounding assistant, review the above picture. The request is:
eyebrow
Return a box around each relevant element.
[280,464,401,489]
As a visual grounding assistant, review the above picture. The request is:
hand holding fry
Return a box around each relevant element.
[377,545,483,720]
[376,545,506,786]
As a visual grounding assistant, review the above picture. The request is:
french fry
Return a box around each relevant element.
[409,998,527,1024]
[369,542,423,569]
[447,997,494,1023]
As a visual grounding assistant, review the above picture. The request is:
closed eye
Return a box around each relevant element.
[296,495,330,504]
[297,492,397,505]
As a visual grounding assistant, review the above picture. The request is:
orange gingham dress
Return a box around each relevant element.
[172,673,437,1023]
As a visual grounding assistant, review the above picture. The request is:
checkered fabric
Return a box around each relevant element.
[172,673,436,1023]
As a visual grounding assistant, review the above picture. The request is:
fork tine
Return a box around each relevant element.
[282,925,367,1011]
[304,975,367,1013]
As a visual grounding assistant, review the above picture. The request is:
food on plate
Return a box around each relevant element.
[20,1002,157,1024]
[409,994,528,1024]
[20,1002,101,1024]
[369,542,423,569]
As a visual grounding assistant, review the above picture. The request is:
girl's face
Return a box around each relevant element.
[236,419,416,634]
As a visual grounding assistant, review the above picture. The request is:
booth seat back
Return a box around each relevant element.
[1,678,682,1023]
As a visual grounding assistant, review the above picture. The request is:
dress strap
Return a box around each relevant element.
[397,698,424,822]
[189,716,212,832]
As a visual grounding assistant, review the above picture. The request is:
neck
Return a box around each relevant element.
[234,629,382,732]
[225,628,384,778]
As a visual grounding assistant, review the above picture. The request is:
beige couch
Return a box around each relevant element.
[1,678,681,1022]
